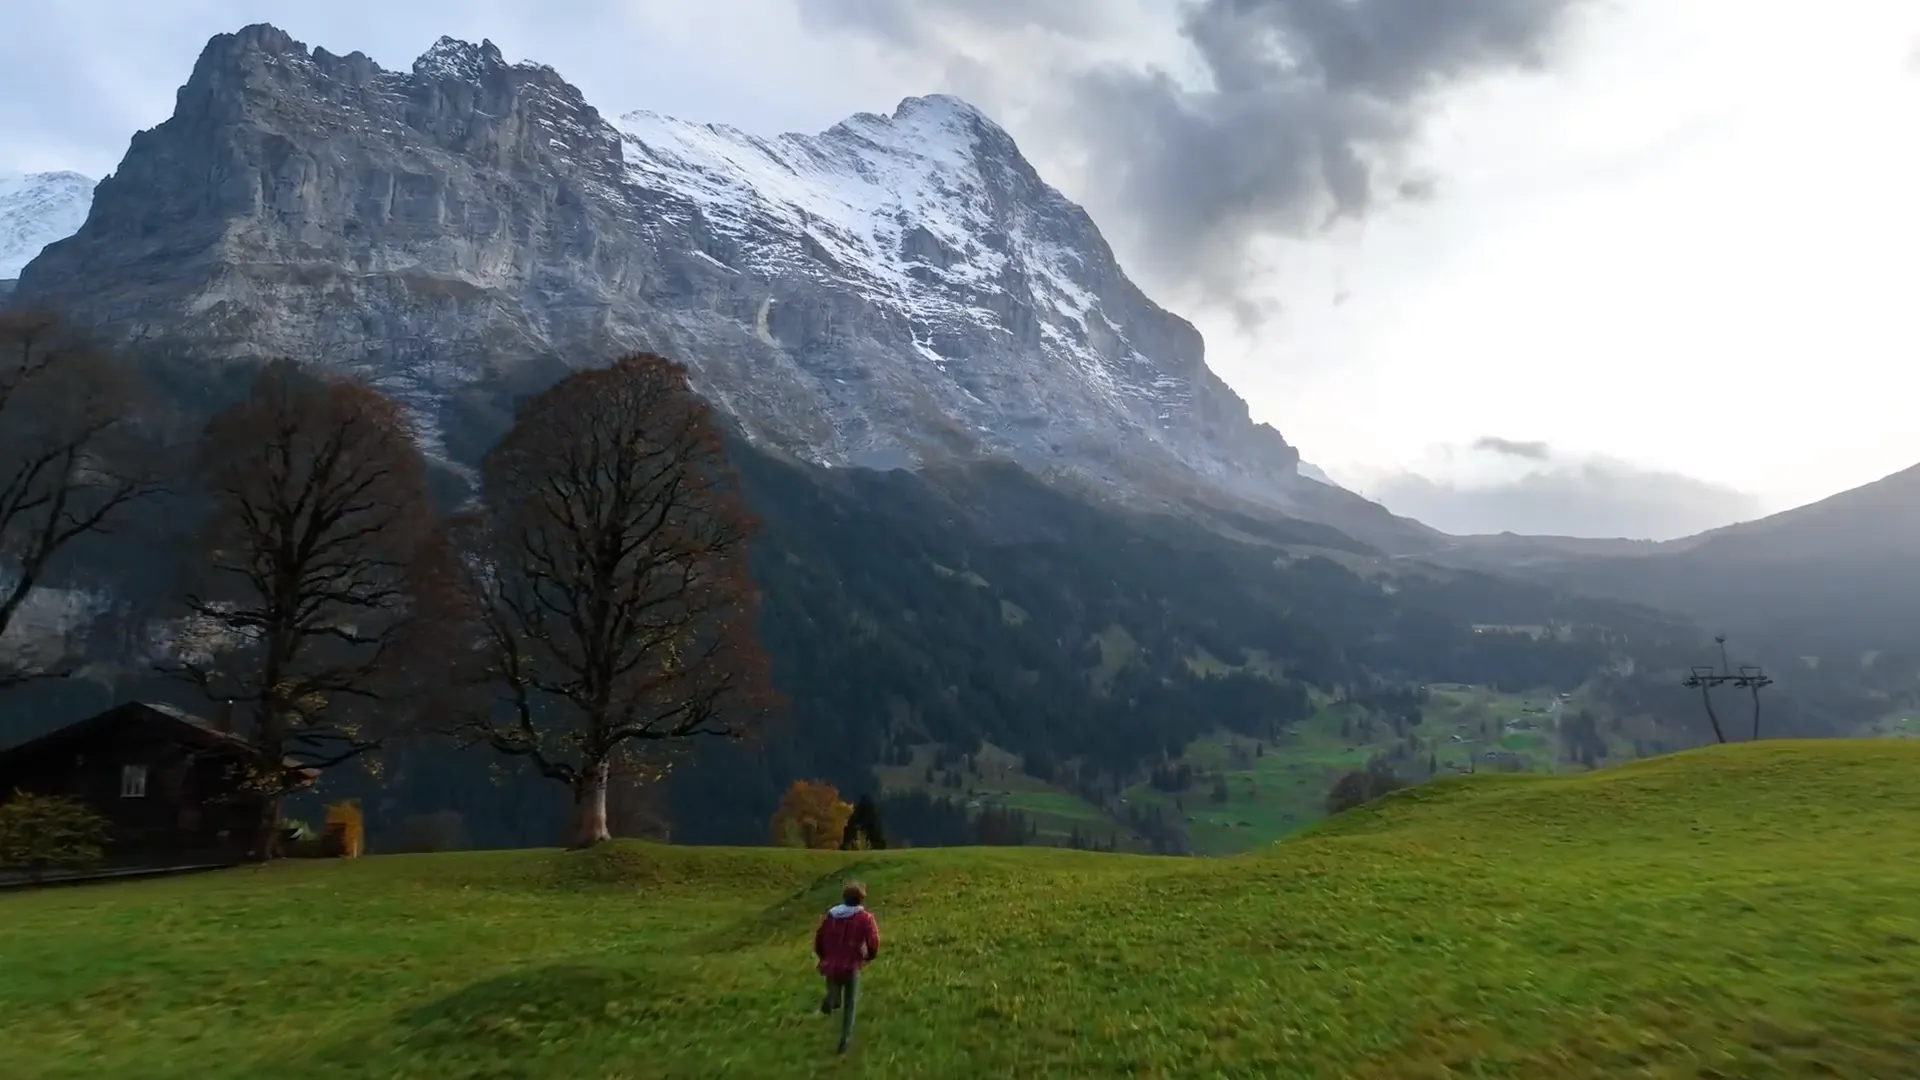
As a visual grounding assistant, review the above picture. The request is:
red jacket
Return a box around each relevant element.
[814,903,880,979]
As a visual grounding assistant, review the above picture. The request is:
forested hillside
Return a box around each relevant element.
[0,348,1728,850]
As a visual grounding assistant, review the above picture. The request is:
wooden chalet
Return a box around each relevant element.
[0,701,317,867]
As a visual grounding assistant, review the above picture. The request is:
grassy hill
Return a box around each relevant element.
[7,740,1920,1078]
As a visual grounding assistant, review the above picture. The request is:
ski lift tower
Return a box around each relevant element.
[1682,635,1773,744]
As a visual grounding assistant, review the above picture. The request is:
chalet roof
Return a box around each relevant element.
[138,701,251,745]
[0,701,320,780]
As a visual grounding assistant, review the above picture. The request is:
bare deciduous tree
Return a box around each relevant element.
[159,361,448,859]
[0,312,165,686]
[447,352,777,849]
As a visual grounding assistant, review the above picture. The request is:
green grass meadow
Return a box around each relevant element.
[6,740,1920,1078]
[874,742,1155,851]
[879,684,1572,857]
[1124,685,1567,855]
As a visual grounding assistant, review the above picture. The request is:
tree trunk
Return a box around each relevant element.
[253,713,289,862]
[569,760,612,849]
[253,791,284,863]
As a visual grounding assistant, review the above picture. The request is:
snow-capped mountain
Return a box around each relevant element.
[12,25,1422,546]
[608,95,1305,490]
[0,172,93,279]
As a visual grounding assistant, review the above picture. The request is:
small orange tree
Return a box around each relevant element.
[770,781,853,849]
[323,800,365,857]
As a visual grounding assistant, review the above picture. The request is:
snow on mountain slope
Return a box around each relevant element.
[616,98,1105,372]
[613,96,1293,492]
[619,98,1017,303]
[0,172,93,278]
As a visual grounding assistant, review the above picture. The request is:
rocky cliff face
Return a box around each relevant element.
[13,25,1353,522]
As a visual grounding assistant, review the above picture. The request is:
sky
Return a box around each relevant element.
[2,0,1917,539]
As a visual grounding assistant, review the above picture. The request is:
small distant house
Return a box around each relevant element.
[1480,749,1527,772]
[0,701,316,868]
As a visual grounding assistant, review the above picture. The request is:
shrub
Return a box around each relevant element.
[1325,768,1411,817]
[0,791,111,880]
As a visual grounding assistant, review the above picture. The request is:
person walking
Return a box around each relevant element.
[813,879,881,1054]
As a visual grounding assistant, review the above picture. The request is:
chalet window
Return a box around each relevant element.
[121,764,148,798]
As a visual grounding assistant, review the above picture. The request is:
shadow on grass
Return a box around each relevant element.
[696,857,886,952]
[305,961,700,1079]
[399,963,692,1049]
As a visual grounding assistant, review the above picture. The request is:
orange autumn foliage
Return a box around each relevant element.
[323,800,365,858]
[769,780,853,850]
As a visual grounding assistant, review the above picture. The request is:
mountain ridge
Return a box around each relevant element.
[16,22,1908,655]
[8,23,1433,549]
[1432,460,1920,651]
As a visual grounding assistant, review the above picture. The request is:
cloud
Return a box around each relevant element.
[808,0,1110,48]
[808,0,1596,317]
[1365,439,1766,540]
[1471,435,1551,460]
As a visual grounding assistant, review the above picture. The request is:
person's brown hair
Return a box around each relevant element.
[842,880,867,906]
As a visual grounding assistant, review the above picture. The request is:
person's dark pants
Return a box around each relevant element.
[821,973,859,1052]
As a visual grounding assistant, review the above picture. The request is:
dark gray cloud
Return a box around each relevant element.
[1368,444,1767,540]
[809,0,1594,313]
[1471,435,1551,460]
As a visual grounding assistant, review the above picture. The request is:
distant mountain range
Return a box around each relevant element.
[2,22,1914,666]
[1435,463,1920,652]
[4,25,1432,551]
